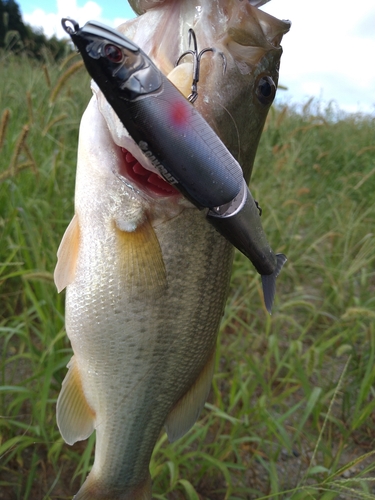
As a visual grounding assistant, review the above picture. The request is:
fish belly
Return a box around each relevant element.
[62,203,233,496]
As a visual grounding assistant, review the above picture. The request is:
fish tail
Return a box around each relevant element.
[73,473,152,500]
[261,253,287,314]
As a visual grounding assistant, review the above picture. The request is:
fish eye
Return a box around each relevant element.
[104,44,123,63]
[256,76,276,105]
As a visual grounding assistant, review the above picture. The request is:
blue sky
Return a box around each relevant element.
[19,0,135,22]
[17,0,375,115]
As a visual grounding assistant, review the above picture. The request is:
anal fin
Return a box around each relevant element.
[165,349,215,442]
[57,356,95,445]
[54,214,80,292]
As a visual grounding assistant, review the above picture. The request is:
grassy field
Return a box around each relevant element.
[0,50,374,500]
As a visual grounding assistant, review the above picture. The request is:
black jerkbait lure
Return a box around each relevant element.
[62,18,286,313]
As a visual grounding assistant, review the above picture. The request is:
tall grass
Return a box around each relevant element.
[1,50,374,499]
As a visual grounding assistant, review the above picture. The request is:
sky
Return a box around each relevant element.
[17,0,375,116]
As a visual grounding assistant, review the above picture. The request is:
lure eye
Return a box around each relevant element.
[256,76,276,105]
[104,44,123,63]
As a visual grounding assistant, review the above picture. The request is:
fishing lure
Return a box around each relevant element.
[61,18,286,312]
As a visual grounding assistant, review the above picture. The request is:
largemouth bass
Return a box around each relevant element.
[62,18,286,313]
[54,2,290,499]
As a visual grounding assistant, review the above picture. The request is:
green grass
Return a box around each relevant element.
[1,49,375,499]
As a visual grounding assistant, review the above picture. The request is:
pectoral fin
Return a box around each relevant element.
[56,356,95,445]
[54,214,80,293]
[165,350,215,442]
[115,217,167,295]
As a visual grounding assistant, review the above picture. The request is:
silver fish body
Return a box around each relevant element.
[54,2,290,499]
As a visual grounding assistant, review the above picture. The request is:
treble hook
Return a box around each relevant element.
[176,29,226,104]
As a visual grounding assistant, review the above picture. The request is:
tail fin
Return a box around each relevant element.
[261,253,287,314]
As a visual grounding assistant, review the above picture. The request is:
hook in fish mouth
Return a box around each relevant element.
[176,28,226,104]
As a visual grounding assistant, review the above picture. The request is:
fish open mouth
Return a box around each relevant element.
[91,82,179,198]
[119,147,179,197]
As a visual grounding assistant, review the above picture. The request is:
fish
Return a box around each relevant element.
[61,18,287,313]
[54,2,290,499]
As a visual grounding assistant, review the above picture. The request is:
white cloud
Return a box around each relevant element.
[353,9,375,38]
[262,0,375,114]
[24,8,61,38]
[23,0,127,39]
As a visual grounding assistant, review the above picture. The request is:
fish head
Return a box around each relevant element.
[122,0,290,181]
[199,1,290,180]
